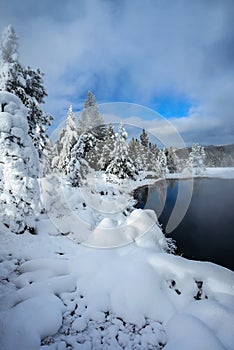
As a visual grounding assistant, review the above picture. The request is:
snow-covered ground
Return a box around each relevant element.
[203,167,234,179]
[0,169,234,350]
[166,167,234,179]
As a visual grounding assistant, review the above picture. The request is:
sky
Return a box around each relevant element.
[0,0,234,146]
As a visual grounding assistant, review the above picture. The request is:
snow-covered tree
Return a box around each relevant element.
[0,24,18,64]
[165,146,179,173]
[128,138,143,171]
[129,138,139,164]
[143,142,160,172]
[78,91,104,136]
[189,143,206,175]
[98,123,116,170]
[67,133,96,187]
[140,128,149,148]
[78,91,106,168]
[106,123,138,179]
[0,91,39,234]
[23,66,53,157]
[0,26,22,99]
[129,137,160,172]
[56,105,78,175]
[0,25,53,158]
[40,138,56,176]
[155,148,167,177]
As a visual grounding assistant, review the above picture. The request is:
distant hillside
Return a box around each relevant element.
[203,144,234,167]
[176,144,234,167]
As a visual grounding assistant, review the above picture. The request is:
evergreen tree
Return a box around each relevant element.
[78,91,104,136]
[67,133,96,187]
[129,138,138,163]
[0,24,18,64]
[0,25,53,158]
[130,137,159,172]
[146,143,159,172]
[189,143,206,175]
[137,140,149,171]
[140,128,149,148]
[165,146,179,173]
[98,123,116,170]
[150,143,158,156]
[40,139,55,176]
[56,105,78,174]
[155,148,167,177]
[139,129,150,171]
[23,66,53,157]
[0,26,23,97]
[78,91,105,169]
[128,138,143,171]
[50,142,60,171]
[106,123,138,179]
[0,92,39,234]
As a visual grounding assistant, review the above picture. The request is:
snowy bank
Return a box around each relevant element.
[1,167,234,349]
[0,213,234,350]
[203,167,234,179]
[166,167,234,180]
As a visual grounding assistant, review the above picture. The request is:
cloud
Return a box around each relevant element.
[0,0,233,145]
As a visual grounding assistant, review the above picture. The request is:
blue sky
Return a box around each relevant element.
[1,0,234,146]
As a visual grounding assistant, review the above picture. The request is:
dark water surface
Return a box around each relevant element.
[135,178,234,271]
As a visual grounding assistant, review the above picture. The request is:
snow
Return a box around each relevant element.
[185,300,234,349]
[0,206,234,350]
[166,167,234,179]
[0,295,64,350]
[0,91,39,233]
[0,160,234,349]
[56,105,78,175]
[164,313,226,350]
[203,167,234,179]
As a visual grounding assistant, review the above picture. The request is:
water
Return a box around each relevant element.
[135,178,234,271]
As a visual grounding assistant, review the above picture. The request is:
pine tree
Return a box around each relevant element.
[139,129,151,171]
[137,140,148,171]
[0,26,23,97]
[146,143,158,172]
[165,146,179,173]
[140,128,149,148]
[0,24,18,63]
[189,143,206,175]
[56,105,78,175]
[98,123,116,170]
[0,91,39,234]
[78,91,106,169]
[40,138,54,176]
[106,123,138,179]
[129,138,138,163]
[50,142,60,171]
[78,91,104,136]
[130,136,159,172]
[128,139,142,171]
[0,25,53,158]
[155,148,167,177]
[150,143,158,156]
[67,133,96,187]
[23,66,53,157]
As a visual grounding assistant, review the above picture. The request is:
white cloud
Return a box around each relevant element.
[0,0,233,145]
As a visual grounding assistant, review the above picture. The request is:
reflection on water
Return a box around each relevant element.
[135,178,234,271]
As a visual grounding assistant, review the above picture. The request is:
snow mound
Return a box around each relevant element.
[0,295,64,350]
[85,209,168,249]
[0,229,234,349]
[164,313,226,350]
